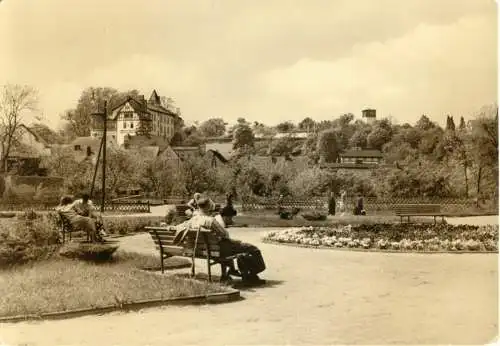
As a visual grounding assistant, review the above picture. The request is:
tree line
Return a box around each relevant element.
[0,84,498,202]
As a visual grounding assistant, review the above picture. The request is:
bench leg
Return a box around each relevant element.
[407,216,410,223]
[207,259,212,282]
[205,234,212,282]
[434,216,436,224]
[191,259,196,278]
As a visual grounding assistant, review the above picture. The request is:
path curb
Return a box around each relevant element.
[262,239,498,254]
[0,289,241,324]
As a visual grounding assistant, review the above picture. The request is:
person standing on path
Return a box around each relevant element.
[328,191,336,215]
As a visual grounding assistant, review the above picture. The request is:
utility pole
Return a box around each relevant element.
[101,100,107,213]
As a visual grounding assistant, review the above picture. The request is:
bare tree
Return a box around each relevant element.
[0,84,38,172]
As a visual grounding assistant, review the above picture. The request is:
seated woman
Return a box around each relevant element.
[56,196,102,242]
[185,192,201,218]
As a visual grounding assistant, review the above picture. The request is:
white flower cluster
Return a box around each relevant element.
[264,226,496,252]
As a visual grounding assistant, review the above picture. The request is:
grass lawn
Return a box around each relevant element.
[231,213,434,228]
[0,251,224,318]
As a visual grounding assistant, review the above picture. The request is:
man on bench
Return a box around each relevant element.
[56,195,105,243]
[175,196,266,284]
[72,192,107,239]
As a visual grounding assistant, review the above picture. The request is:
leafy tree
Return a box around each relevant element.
[61,87,140,138]
[469,105,498,200]
[232,122,255,154]
[199,118,226,137]
[276,121,295,133]
[459,116,466,130]
[445,115,456,132]
[366,119,392,150]
[317,129,339,163]
[349,126,371,148]
[98,148,141,198]
[0,84,38,172]
[169,131,185,146]
[40,147,93,194]
[298,117,315,131]
[138,155,184,197]
[269,137,295,156]
[181,155,219,196]
[415,114,436,131]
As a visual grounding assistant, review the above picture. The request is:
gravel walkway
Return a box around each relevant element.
[0,217,497,345]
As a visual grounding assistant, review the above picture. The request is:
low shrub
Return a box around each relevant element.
[264,223,499,252]
[59,242,120,262]
[0,213,61,268]
[302,212,327,221]
[102,216,165,236]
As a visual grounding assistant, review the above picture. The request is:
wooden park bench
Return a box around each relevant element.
[57,212,106,243]
[394,204,445,224]
[146,225,237,282]
[58,212,76,243]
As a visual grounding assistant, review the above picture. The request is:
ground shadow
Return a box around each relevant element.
[230,279,284,292]
[171,272,284,292]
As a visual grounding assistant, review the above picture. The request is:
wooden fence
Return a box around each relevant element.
[0,201,151,213]
[241,196,496,214]
[242,197,327,211]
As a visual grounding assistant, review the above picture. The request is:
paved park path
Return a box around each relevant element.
[0,216,498,345]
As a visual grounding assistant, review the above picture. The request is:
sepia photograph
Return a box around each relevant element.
[0,0,498,345]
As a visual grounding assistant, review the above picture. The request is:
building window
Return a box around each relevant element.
[131,123,134,129]
[74,145,81,151]
[123,112,133,119]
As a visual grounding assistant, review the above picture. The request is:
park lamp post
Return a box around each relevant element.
[90,100,108,213]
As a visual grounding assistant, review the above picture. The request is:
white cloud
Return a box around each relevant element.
[258,13,497,125]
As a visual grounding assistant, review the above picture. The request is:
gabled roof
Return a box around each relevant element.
[18,124,50,147]
[206,149,229,163]
[205,142,233,161]
[149,90,162,105]
[340,149,383,158]
[108,96,150,120]
[147,103,176,116]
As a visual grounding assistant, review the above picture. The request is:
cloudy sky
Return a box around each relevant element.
[0,0,497,129]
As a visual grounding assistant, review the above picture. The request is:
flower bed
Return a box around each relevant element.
[263,223,499,252]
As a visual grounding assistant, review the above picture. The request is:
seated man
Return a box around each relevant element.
[175,197,266,283]
[56,196,101,242]
[72,193,107,238]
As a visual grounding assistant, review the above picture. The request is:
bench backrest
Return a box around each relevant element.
[394,204,441,214]
[146,226,221,259]
[58,212,73,230]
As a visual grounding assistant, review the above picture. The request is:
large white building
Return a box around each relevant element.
[90,90,182,146]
